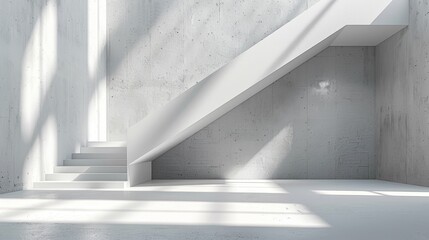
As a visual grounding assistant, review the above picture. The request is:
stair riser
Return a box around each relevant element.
[36,142,129,189]
[87,142,126,147]
[80,147,127,154]
[46,174,127,181]
[33,181,125,189]
[64,159,126,166]
[72,153,127,159]
[54,166,127,173]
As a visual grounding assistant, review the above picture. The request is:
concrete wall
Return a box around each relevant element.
[107,0,321,140]
[0,0,106,193]
[376,0,429,187]
[153,47,376,179]
[107,0,376,179]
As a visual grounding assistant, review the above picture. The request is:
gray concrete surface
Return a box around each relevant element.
[376,0,429,187]
[106,0,319,140]
[0,0,106,193]
[4,0,419,192]
[153,47,376,179]
[106,0,375,179]
[1,180,429,240]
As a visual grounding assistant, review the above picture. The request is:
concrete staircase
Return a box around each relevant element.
[33,142,128,189]
[127,0,409,186]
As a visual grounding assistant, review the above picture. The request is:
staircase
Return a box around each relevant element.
[33,142,128,189]
[30,0,409,189]
[127,0,409,186]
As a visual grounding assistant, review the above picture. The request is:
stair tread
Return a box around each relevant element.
[81,147,127,154]
[35,181,127,183]
[65,158,126,160]
[33,181,126,189]
[37,142,128,189]
[47,173,126,175]
[45,172,127,181]
[87,141,126,147]
[55,166,126,167]
[72,153,127,159]
[64,159,126,166]
[55,166,126,171]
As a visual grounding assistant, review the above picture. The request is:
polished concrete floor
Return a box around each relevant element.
[0,180,429,240]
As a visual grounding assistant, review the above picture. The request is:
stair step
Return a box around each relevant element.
[87,141,126,147]
[72,153,126,159]
[81,147,127,154]
[33,181,126,189]
[64,159,126,166]
[45,173,127,181]
[54,166,127,173]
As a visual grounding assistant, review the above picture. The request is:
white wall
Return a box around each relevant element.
[376,0,429,187]
[0,0,106,193]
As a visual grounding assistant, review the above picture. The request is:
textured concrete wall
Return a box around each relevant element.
[107,0,322,140]
[376,0,429,187]
[107,0,375,179]
[0,0,106,193]
[152,47,376,179]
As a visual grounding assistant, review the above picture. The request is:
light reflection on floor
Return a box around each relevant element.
[0,180,429,240]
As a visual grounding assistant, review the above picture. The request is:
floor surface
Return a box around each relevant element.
[1,180,429,240]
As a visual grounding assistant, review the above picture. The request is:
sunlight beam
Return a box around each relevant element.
[227,125,293,178]
[87,0,107,141]
[313,190,382,196]
[0,198,328,228]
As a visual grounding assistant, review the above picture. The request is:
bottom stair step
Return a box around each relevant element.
[33,181,126,189]
[45,173,127,181]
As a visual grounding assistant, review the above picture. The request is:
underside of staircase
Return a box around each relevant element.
[33,142,128,189]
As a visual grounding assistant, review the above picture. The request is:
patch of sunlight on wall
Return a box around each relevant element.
[41,0,57,91]
[313,80,331,95]
[227,125,293,178]
[21,135,41,188]
[41,115,58,176]
[22,115,57,188]
[20,14,42,142]
[20,0,57,142]
[87,0,107,141]
[20,0,57,187]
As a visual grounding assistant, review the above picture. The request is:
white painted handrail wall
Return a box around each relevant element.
[127,0,408,186]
